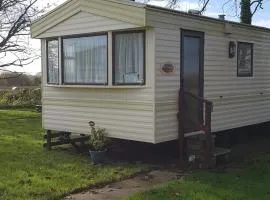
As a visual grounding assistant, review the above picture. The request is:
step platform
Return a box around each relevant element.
[185,132,231,168]
[44,131,89,152]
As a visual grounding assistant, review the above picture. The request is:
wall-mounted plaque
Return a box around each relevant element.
[161,63,175,74]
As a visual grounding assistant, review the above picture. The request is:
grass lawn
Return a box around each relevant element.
[125,153,270,200]
[0,109,145,200]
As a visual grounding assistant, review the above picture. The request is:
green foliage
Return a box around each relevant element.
[0,88,41,107]
[0,109,145,200]
[88,121,111,151]
[240,0,252,24]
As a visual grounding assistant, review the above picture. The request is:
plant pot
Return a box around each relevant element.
[89,149,107,164]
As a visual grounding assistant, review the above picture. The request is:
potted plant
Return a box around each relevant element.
[88,121,110,164]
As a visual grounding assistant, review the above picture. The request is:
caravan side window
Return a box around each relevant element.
[62,34,108,85]
[46,30,146,87]
[113,31,145,85]
[47,39,59,84]
[237,42,253,77]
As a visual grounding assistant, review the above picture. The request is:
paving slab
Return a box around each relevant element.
[64,170,180,200]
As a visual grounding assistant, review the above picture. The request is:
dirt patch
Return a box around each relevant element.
[63,170,182,200]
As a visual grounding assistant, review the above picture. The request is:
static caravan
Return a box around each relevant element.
[31,0,270,163]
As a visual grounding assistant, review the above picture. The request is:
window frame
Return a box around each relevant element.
[46,38,60,85]
[61,32,109,85]
[237,42,254,77]
[112,30,146,86]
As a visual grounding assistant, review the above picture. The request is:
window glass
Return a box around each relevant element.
[47,40,59,84]
[238,42,253,77]
[114,32,144,85]
[63,35,107,84]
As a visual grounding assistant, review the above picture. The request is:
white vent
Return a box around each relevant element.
[188,9,201,15]
[218,14,226,20]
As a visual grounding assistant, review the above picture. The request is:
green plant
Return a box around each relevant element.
[88,121,110,151]
[0,88,41,107]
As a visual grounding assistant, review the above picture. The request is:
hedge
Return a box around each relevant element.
[0,88,41,108]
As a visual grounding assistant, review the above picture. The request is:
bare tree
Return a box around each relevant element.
[141,0,211,13]
[240,0,263,24]
[143,0,263,23]
[0,0,47,77]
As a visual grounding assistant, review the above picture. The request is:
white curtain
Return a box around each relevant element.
[63,35,107,84]
[238,43,252,74]
[47,40,59,84]
[115,32,144,84]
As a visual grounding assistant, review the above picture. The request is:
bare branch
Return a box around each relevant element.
[142,0,211,12]
[251,0,263,16]
[199,0,210,13]
[0,0,47,78]
[141,0,263,24]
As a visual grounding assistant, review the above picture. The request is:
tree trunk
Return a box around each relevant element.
[240,0,252,24]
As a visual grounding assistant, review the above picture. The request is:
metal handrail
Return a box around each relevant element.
[178,88,214,165]
[179,89,213,129]
[181,89,213,108]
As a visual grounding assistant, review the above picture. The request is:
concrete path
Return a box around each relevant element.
[64,170,181,200]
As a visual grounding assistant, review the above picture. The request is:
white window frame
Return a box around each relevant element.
[112,30,146,86]
[46,38,59,85]
[237,42,253,77]
[46,30,146,87]
[61,33,108,85]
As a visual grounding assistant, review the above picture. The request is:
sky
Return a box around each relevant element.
[21,0,270,74]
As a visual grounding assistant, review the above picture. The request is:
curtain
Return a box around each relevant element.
[47,40,59,84]
[238,43,252,76]
[63,35,107,84]
[115,32,144,84]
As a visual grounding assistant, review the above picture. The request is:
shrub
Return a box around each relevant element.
[0,88,41,107]
[88,121,110,151]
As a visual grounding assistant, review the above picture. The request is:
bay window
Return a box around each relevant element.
[47,39,59,84]
[63,34,108,84]
[113,31,145,85]
[46,30,145,86]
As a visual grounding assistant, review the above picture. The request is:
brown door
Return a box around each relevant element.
[181,30,204,133]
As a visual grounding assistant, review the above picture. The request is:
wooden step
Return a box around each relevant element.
[44,131,71,139]
[212,147,231,157]
[184,130,205,138]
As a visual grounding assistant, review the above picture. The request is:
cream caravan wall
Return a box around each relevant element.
[40,11,156,143]
[31,0,146,38]
[38,12,140,38]
[147,9,270,143]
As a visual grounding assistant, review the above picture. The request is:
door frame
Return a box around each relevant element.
[180,29,205,98]
[180,29,205,124]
